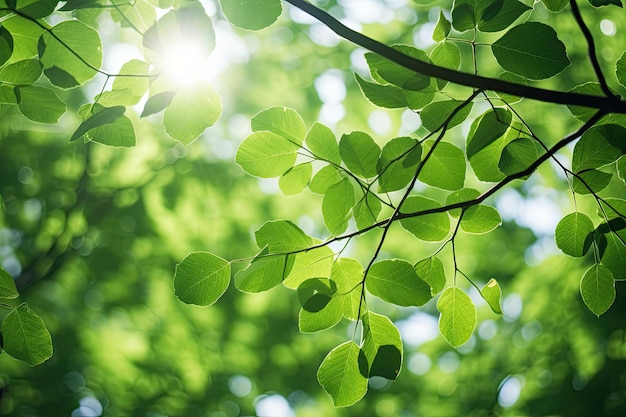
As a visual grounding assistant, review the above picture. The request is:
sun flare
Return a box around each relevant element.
[160,39,210,87]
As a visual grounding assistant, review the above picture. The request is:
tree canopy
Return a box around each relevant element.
[0,0,625,416]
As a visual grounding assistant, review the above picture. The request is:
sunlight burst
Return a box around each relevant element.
[160,39,209,87]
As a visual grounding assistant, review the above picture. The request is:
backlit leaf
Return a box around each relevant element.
[377,136,421,193]
[420,100,473,132]
[252,106,306,145]
[353,193,382,230]
[255,220,313,252]
[317,341,368,407]
[299,296,343,333]
[572,124,626,171]
[541,0,569,11]
[414,256,446,295]
[365,45,431,91]
[235,250,293,293]
[437,287,476,347]
[1,303,52,366]
[71,105,126,142]
[236,131,299,178]
[399,196,450,242]
[366,259,432,307]
[580,264,615,316]
[555,212,595,257]
[617,53,626,89]
[418,140,466,191]
[0,59,42,85]
[480,278,503,315]
[15,85,65,123]
[498,137,538,175]
[432,11,451,41]
[461,205,502,234]
[174,252,231,305]
[0,267,18,299]
[572,169,612,195]
[466,108,512,159]
[283,245,334,288]
[141,91,176,118]
[323,179,355,235]
[477,0,531,33]
[492,22,570,80]
[446,188,481,218]
[355,74,408,109]
[339,131,381,179]
[362,311,402,380]
[219,0,282,30]
[305,122,341,164]
[309,165,342,194]
[279,163,312,195]
[430,41,461,89]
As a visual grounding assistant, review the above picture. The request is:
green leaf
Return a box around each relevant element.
[618,156,626,184]
[279,163,312,195]
[404,88,436,111]
[362,311,402,380]
[39,20,102,88]
[174,252,231,306]
[567,83,606,122]
[0,27,13,68]
[598,230,626,281]
[140,91,176,118]
[15,85,65,123]
[309,165,342,194]
[323,179,355,235]
[541,0,569,12]
[355,74,408,109]
[491,22,570,80]
[588,0,622,6]
[353,193,382,230]
[305,122,340,164]
[8,0,57,18]
[480,278,503,315]
[299,296,343,333]
[331,258,363,293]
[477,0,531,33]
[437,287,477,347]
[71,105,126,142]
[377,136,421,193]
[0,85,16,103]
[109,60,151,105]
[365,45,431,91]
[497,71,527,104]
[1,303,52,366]
[466,108,512,159]
[573,169,612,195]
[452,1,477,32]
[219,0,282,30]
[163,81,222,145]
[432,11,451,41]
[498,137,538,175]
[573,124,626,171]
[420,100,473,132]
[0,59,42,85]
[580,264,615,316]
[366,259,432,307]
[446,188,481,218]
[414,256,446,295]
[251,106,306,145]
[555,212,595,257]
[317,341,368,407]
[617,53,626,89]
[399,196,450,241]
[235,249,293,293]
[0,267,18,299]
[430,41,460,89]
[2,15,44,62]
[236,131,299,178]
[418,140,466,191]
[283,246,334,289]
[255,220,313,252]
[461,205,502,234]
[298,278,336,312]
[339,131,381,179]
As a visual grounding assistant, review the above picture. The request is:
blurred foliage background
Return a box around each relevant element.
[1,0,625,416]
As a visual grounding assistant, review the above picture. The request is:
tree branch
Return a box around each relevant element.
[284,0,626,113]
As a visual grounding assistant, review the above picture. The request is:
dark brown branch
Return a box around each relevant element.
[284,0,626,113]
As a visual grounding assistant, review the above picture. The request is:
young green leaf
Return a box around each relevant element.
[15,86,66,124]
[0,27,13,69]
[0,267,19,299]
[163,81,222,145]
[235,251,293,293]
[362,311,403,380]
[572,170,612,195]
[0,59,42,85]
[339,131,381,179]
[331,258,364,293]
[460,205,502,234]
[317,341,368,407]
[365,45,431,91]
[399,196,450,242]
[219,0,282,30]
[255,220,313,252]
[141,91,176,118]
[322,179,355,235]
[305,122,341,164]
[617,53,626,89]
[430,41,460,89]
[279,163,312,195]
[477,0,531,33]
[451,0,477,32]
[555,212,595,257]
[39,20,102,89]
[480,278,503,315]
[309,165,342,194]
[432,11,451,41]
[366,259,432,307]
[466,108,512,159]
[588,0,622,6]
[1,303,53,366]
[174,252,231,305]
[236,131,299,178]
[251,106,306,145]
[437,287,477,348]
[71,105,126,142]
[299,296,343,333]
[282,246,334,289]
[492,22,570,80]
[446,188,481,218]
[572,124,626,172]
[414,256,446,295]
[353,193,382,230]
[377,136,421,193]
[580,264,615,317]
[298,278,336,312]
[420,100,473,132]
[498,137,538,175]
[541,0,569,12]
[354,74,408,109]
[598,231,626,281]
[618,156,626,184]
[418,140,466,191]
[567,83,606,122]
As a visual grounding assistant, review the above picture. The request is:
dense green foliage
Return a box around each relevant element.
[0,0,625,415]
